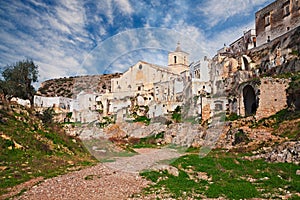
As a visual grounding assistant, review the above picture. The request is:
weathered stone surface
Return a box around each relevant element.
[165,123,204,147]
[246,141,300,164]
[255,77,290,120]
[265,141,300,164]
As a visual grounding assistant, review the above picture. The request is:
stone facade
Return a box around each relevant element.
[255,0,300,46]
[111,61,179,95]
[255,78,290,119]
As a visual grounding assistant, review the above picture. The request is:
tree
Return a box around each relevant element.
[0,59,38,105]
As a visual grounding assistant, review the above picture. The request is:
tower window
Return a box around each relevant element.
[174,56,177,64]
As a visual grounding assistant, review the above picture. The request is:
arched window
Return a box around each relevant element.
[174,56,177,64]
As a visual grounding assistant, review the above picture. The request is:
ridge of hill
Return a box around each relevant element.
[37,73,122,98]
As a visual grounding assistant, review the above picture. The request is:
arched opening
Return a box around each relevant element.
[243,57,249,71]
[174,56,177,64]
[243,85,257,116]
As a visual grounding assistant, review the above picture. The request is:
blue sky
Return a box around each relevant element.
[0,0,274,85]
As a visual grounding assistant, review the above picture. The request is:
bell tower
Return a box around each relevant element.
[168,42,189,74]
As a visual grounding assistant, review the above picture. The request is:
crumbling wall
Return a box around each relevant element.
[256,77,289,119]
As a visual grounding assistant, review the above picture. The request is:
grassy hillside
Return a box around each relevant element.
[140,150,299,199]
[138,107,300,199]
[0,104,96,197]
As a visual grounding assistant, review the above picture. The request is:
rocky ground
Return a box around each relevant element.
[11,148,182,200]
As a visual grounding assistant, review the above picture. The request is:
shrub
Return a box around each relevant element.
[133,115,151,125]
[225,113,241,121]
[232,129,250,145]
[172,106,182,123]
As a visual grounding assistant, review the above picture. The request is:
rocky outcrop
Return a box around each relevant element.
[248,141,300,164]
[37,73,121,98]
[265,141,300,164]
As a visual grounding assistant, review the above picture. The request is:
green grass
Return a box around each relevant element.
[225,113,241,121]
[140,151,300,199]
[133,116,151,125]
[252,109,300,129]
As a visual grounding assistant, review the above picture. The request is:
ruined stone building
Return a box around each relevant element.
[256,0,300,46]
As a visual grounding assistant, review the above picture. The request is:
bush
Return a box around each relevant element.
[232,129,250,145]
[226,113,241,121]
[133,115,151,125]
[172,106,182,123]
[39,108,55,125]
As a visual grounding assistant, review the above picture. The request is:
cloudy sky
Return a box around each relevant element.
[0,0,274,85]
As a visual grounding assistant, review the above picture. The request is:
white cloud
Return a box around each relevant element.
[114,0,133,15]
[199,0,272,27]
[0,0,93,86]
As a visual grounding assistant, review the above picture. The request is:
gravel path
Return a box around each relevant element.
[104,148,182,173]
[14,148,182,200]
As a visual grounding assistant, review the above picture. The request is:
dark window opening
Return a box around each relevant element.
[284,5,290,16]
[265,15,270,26]
[215,104,223,111]
[174,56,177,64]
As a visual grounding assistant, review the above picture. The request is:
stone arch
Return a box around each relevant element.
[243,85,257,116]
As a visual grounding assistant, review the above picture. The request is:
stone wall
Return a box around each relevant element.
[255,0,300,46]
[255,77,289,119]
[201,103,211,123]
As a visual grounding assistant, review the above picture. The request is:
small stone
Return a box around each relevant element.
[296,170,300,175]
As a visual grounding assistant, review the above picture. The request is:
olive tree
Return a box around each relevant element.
[0,59,38,105]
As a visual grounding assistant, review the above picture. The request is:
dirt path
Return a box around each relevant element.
[13,148,182,200]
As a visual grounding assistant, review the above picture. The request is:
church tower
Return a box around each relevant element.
[168,42,189,74]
